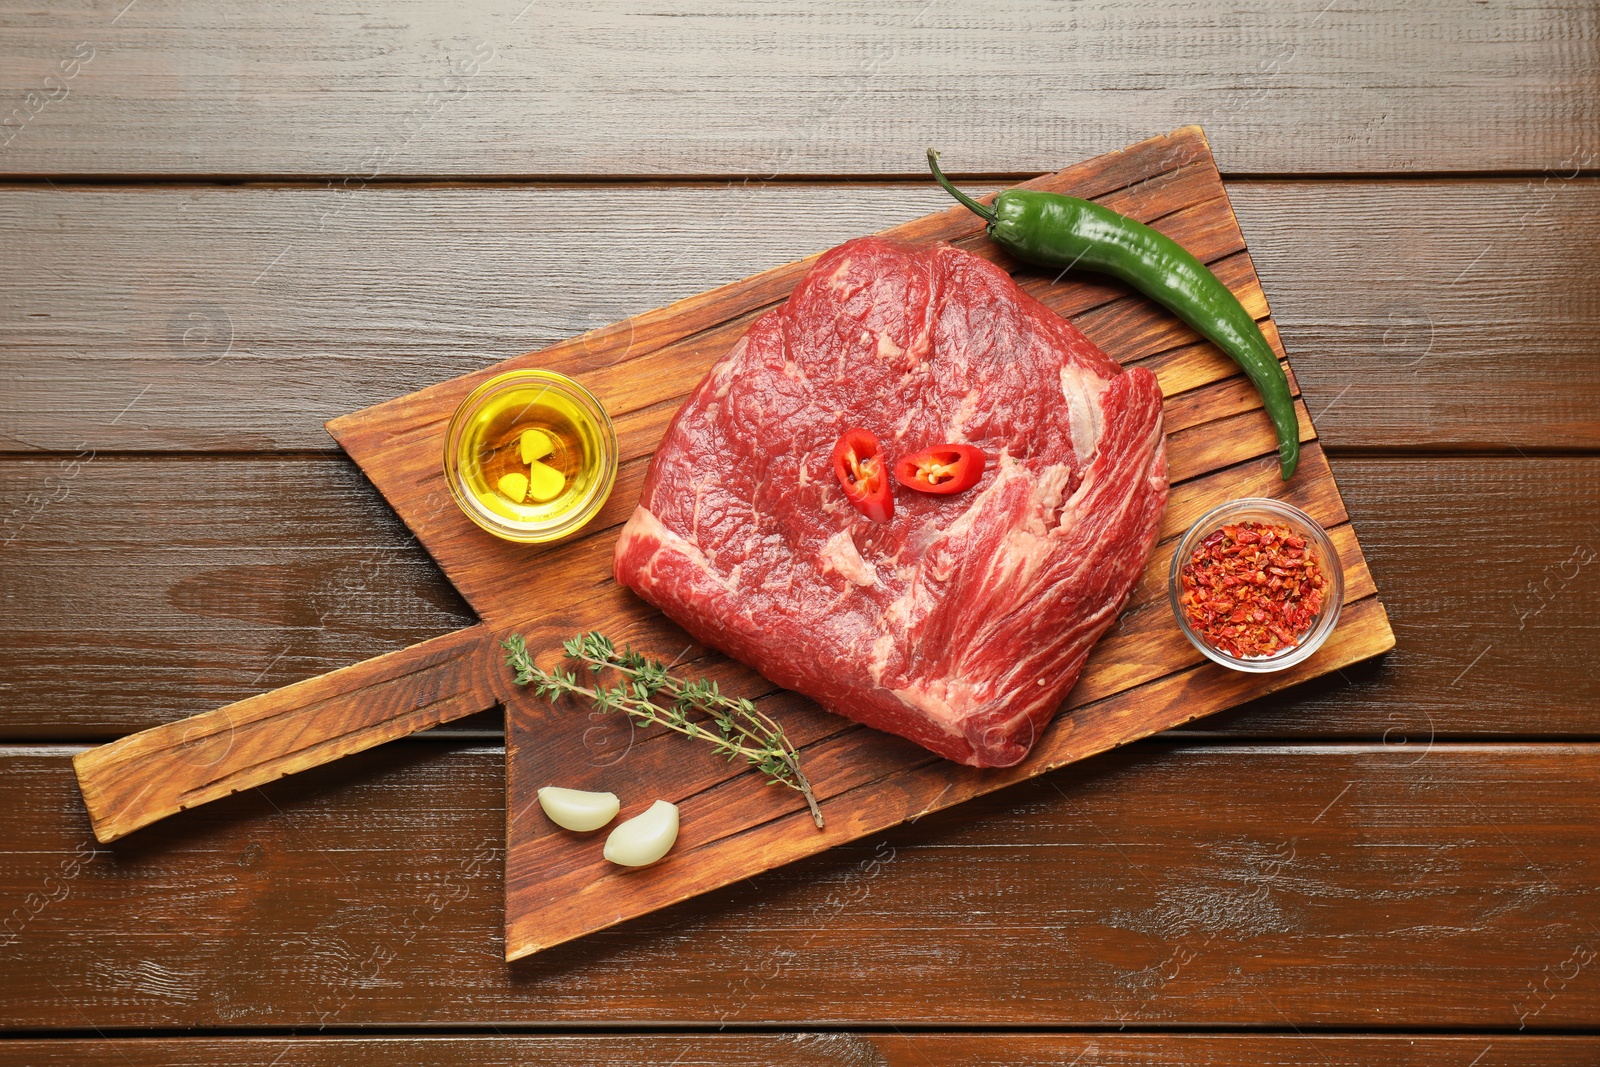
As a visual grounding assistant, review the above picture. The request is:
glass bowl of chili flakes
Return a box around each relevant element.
[1168,498,1344,673]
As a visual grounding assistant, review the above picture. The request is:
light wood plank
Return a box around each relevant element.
[72,624,502,842]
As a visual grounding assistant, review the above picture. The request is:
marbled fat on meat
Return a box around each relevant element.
[614,236,1168,767]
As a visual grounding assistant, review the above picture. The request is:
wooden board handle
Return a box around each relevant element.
[73,625,503,842]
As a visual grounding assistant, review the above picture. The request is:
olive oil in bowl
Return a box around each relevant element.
[444,369,617,543]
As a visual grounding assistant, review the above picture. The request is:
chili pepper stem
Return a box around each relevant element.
[927,148,997,223]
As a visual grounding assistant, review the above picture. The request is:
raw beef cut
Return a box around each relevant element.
[614,236,1168,767]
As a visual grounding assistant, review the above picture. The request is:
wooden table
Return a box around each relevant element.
[2,2,1597,1062]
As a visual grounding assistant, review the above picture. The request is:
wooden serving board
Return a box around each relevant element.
[72,126,1392,963]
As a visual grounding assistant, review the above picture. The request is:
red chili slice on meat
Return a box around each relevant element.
[893,443,985,495]
[832,428,893,523]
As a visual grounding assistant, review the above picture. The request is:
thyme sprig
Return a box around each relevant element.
[503,631,823,829]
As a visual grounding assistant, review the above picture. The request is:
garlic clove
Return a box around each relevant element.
[536,786,620,832]
[603,800,679,867]
[497,471,529,503]
[520,428,555,464]
[525,458,566,502]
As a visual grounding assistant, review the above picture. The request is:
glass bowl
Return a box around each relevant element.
[1168,497,1344,673]
[442,369,618,544]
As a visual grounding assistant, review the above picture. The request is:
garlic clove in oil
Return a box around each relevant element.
[526,458,566,502]
[536,786,620,832]
[603,800,679,867]
[497,471,530,503]
[520,427,555,464]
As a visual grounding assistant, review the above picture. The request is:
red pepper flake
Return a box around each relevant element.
[1179,520,1327,659]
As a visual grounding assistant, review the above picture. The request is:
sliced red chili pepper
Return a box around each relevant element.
[832,428,893,523]
[893,443,985,495]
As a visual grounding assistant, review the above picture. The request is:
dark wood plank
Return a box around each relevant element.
[1195,455,1600,737]
[1,179,1595,452]
[1229,179,1600,452]
[1,455,1590,739]
[3,742,1598,1027]
[0,0,1593,176]
[2,1035,1597,1066]
[0,456,477,734]
[0,0,1588,1039]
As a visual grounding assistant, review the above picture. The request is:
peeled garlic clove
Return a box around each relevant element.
[603,800,679,867]
[525,458,566,502]
[497,471,529,502]
[520,428,554,464]
[537,786,619,832]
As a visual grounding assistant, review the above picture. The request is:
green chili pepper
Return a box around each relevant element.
[927,149,1299,480]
